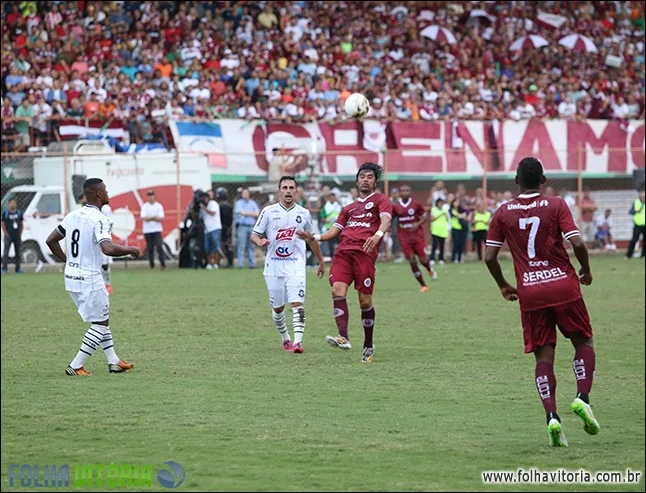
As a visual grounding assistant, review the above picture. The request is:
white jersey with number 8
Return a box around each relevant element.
[58,204,113,293]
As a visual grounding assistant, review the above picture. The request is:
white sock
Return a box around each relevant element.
[70,325,103,368]
[99,325,119,364]
[102,265,111,285]
[272,311,290,342]
[293,306,305,344]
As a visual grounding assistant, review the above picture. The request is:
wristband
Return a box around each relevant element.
[314,234,321,241]
[375,230,384,238]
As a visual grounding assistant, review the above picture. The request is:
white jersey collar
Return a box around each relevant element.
[357,192,376,203]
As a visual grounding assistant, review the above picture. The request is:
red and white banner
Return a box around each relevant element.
[169,119,645,177]
[58,119,126,140]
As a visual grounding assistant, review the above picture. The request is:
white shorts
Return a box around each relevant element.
[69,288,110,322]
[264,276,306,309]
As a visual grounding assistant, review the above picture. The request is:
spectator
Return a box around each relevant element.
[594,209,615,250]
[234,188,259,269]
[580,189,598,247]
[0,0,643,133]
[14,97,33,149]
[201,191,222,270]
[1,198,24,274]
[140,190,166,270]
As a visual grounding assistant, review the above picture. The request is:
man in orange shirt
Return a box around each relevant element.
[84,93,100,119]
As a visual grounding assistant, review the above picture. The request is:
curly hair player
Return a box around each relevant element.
[484,157,599,447]
[298,162,392,363]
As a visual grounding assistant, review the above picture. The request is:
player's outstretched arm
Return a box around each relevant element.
[568,235,593,285]
[299,226,342,243]
[484,245,518,301]
[306,237,326,278]
[46,228,67,263]
[100,241,140,259]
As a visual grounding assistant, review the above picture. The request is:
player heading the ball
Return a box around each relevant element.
[251,176,325,354]
[46,178,140,376]
[298,162,393,363]
[484,157,599,448]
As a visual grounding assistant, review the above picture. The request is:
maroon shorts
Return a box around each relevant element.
[521,298,593,353]
[399,235,427,259]
[329,249,376,294]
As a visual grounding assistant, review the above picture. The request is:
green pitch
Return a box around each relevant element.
[1,257,644,492]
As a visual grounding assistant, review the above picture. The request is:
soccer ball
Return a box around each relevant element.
[344,93,371,118]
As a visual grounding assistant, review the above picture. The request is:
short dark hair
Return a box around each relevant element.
[8,197,16,203]
[435,198,444,206]
[516,157,544,189]
[356,162,382,183]
[83,178,104,194]
[278,175,297,188]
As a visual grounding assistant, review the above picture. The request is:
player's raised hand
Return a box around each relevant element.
[363,234,381,253]
[297,230,314,242]
[317,262,325,279]
[500,283,519,302]
[579,269,593,286]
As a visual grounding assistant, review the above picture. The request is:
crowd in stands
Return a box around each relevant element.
[1,1,645,150]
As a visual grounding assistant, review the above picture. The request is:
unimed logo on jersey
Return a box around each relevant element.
[7,461,185,489]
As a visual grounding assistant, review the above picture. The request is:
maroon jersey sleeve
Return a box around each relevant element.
[486,208,506,248]
[334,205,349,230]
[378,194,393,220]
[558,199,581,242]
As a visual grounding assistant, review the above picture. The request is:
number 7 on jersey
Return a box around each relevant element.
[519,217,540,259]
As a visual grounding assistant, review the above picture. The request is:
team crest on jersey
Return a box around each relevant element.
[276,227,296,241]
[408,208,415,216]
[365,202,374,210]
[296,216,302,223]
[364,278,372,287]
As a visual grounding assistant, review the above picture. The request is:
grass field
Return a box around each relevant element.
[1,256,644,492]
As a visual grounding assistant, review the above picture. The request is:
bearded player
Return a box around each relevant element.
[485,157,599,447]
[298,162,392,363]
[392,184,437,291]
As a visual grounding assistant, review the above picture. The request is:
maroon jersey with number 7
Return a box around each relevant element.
[486,193,582,312]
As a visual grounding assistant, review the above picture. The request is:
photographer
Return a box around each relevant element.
[179,190,207,269]
[216,188,234,268]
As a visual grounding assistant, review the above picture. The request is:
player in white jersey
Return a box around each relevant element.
[251,176,325,353]
[100,204,114,294]
[46,178,140,376]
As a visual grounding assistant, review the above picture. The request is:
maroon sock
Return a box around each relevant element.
[410,263,426,287]
[361,306,375,348]
[573,345,596,395]
[535,361,557,414]
[333,296,349,339]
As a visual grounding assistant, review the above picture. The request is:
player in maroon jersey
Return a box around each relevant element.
[392,184,437,291]
[484,157,599,448]
[297,162,392,363]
